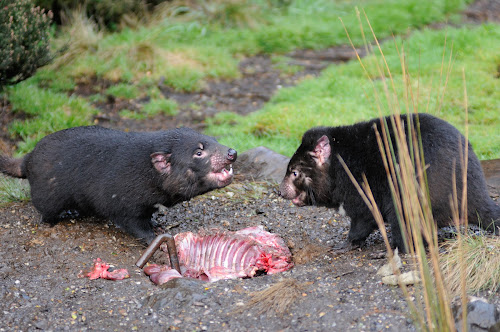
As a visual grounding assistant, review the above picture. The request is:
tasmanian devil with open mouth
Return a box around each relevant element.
[0,126,237,244]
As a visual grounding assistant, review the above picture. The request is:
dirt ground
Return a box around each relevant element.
[1,2,500,331]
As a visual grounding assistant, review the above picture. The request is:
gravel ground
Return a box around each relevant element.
[1,178,498,331]
[1,180,422,331]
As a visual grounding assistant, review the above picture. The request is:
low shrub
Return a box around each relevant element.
[0,0,53,88]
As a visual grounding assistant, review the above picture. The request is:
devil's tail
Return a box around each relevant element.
[0,155,25,178]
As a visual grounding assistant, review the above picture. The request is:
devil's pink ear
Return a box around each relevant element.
[311,135,331,166]
[151,152,172,175]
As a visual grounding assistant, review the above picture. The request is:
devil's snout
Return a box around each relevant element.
[227,149,237,162]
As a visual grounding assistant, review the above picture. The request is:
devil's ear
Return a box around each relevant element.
[151,152,172,175]
[309,135,331,167]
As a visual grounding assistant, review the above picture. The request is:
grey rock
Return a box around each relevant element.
[234,146,290,183]
[454,297,500,332]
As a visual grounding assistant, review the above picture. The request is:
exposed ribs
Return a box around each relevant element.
[144,226,293,284]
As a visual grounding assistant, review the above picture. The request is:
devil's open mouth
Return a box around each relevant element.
[291,192,306,206]
[211,164,234,187]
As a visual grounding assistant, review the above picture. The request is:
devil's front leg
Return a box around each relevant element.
[112,213,157,245]
[345,202,379,249]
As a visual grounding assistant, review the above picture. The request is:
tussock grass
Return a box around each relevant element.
[234,279,304,316]
[440,235,500,297]
[52,9,103,68]
[73,40,237,90]
[42,0,471,90]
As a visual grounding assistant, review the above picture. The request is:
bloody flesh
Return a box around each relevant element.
[143,226,293,284]
[79,258,130,281]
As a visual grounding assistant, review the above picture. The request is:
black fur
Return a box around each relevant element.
[0,126,237,243]
[280,113,500,251]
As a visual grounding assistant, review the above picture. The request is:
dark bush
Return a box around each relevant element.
[0,0,53,88]
[34,0,171,29]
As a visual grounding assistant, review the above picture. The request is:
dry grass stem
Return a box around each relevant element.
[233,279,303,316]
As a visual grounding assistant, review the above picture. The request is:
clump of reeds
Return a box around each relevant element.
[338,8,484,331]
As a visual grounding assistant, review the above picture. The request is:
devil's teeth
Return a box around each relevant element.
[217,164,233,176]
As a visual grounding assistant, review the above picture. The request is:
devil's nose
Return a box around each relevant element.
[227,149,237,161]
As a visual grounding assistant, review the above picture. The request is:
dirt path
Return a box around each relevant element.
[1,2,499,331]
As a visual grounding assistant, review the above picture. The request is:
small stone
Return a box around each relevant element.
[377,248,402,277]
[398,271,420,285]
[382,271,420,286]
[381,275,399,286]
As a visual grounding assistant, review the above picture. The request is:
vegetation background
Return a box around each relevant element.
[1,0,498,160]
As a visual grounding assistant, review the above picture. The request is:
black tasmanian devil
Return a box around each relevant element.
[279,113,500,251]
[0,126,237,244]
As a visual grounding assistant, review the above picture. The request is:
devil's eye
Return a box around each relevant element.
[196,151,203,157]
[292,171,298,177]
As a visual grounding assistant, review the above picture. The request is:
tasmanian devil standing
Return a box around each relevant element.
[279,113,500,251]
[0,126,237,244]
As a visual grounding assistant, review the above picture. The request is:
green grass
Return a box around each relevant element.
[120,97,178,120]
[6,82,97,155]
[0,175,30,206]
[142,98,178,117]
[106,83,140,99]
[37,0,472,91]
[271,55,303,75]
[2,0,485,155]
[206,24,500,160]
[27,68,76,92]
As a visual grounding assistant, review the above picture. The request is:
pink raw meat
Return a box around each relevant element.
[143,226,293,284]
[79,258,130,280]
